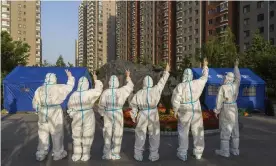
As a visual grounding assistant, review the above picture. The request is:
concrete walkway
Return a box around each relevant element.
[1,113,276,166]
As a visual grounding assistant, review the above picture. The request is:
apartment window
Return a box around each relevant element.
[208,19,213,25]
[257,1,264,8]
[257,13,264,21]
[18,24,22,28]
[189,1,192,4]
[184,10,187,16]
[18,17,21,21]
[244,18,249,25]
[208,85,219,96]
[184,46,187,51]
[189,26,192,32]
[270,38,275,45]
[18,4,22,8]
[24,5,26,8]
[18,37,21,41]
[244,30,250,38]
[23,31,26,35]
[188,45,192,50]
[208,30,213,35]
[259,27,264,33]
[189,35,192,41]
[23,18,26,21]
[23,25,26,28]
[195,19,199,24]
[176,3,182,11]
[270,24,274,32]
[184,28,187,33]
[18,30,21,34]
[195,10,199,15]
[222,14,228,21]
[216,17,220,23]
[195,1,199,5]
[2,13,8,18]
[184,19,187,24]
[243,5,250,14]
[243,86,256,96]
[270,11,274,18]
[195,38,199,43]
[189,8,192,14]
[195,29,199,34]
[189,17,192,23]
[176,38,182,45]
[244,42,250,50]
[184,37,187,42]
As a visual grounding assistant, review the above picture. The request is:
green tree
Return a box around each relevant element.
[55,55,66,67]
[197,27,238,67]
[1,31,30,73]
[41,60,52,67]
[67,62,74,67]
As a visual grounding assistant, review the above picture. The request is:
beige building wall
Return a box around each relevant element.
[1,0,41,66]
[75,40,79,66]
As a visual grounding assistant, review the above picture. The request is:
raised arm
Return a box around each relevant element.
[119,69,134,97]
[57,69,75,98]
[155,63,170,93]
[87,73,103,102]
[233,59,241,87]
[171,84,183,118]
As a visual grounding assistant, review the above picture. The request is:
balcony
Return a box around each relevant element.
[219,1,228,12]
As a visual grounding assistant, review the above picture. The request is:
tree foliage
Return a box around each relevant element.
[1,31,30,73]
[55,55,66,67]
[197,27,238,67]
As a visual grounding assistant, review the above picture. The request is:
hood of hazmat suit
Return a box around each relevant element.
[32,72,75,161]
[98,75,134,160]
[67,76,103,162]
[171,66,209,161]
[130,71,170,162]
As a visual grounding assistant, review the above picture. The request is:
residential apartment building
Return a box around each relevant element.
[175,1,203,69]
[239,1,276,52]
[115,1,176,69]
[204,1,238,42]
[78,0,115,71]
[75,40,79,67]
[78,1,87,67]
[1,0,42,66]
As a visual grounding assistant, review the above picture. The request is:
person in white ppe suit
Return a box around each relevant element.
[32,70,75,161]
[67,72,103,162]
[214,59,241,157]
[171,58,209,161]
[98,70,134,160]
[130,64,170,162]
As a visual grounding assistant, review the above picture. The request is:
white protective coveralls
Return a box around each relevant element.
[32,73,75,161]
[214,66,241,157]
[67,77,103,161]
[98,75,134,160]
[130,71,170,162]
[171,66,209,161]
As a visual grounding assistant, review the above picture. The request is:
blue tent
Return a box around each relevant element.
[3,66,92,113]
[192,68,266,111]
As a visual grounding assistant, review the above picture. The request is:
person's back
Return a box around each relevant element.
[98,70,134,160]
[130,64,170,162]
[32,70,75,161]
[67,74,103,162]
[171,58,209,161]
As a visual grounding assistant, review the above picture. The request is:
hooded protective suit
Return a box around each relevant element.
[32,73,75,161]
[98,75,134,160]
[67,77,103,161]
[171,66,208,161]
[214,66,241,157]
[130,71,170,161]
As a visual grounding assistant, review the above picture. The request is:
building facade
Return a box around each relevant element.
[1,0,42,66]
[78,0,115,71]
[204,1,239,42]
[75,40,79,67]
[175,1,203,69]
[239,1,276,52]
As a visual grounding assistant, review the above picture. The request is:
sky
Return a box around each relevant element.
[41,1,81,65]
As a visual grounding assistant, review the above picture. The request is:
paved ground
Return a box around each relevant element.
[1,113,276,166]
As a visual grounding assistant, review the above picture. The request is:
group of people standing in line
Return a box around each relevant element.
[32,58,241,162]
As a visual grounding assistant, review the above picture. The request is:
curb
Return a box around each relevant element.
[123,127,220,136]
